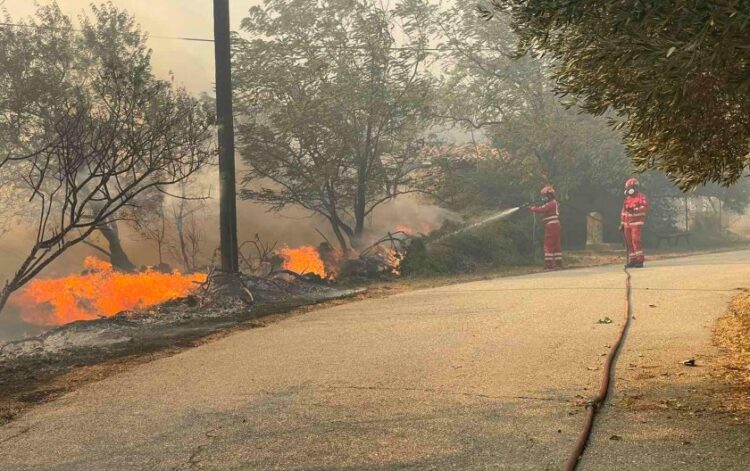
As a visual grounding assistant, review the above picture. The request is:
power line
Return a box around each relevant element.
[0,22,213,42]
[152,35,213,43]
[0,21,502,51]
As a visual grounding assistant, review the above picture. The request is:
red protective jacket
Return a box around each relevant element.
[529,199,560,226]
[621,192,649,227]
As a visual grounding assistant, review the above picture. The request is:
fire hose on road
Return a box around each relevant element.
[563,267,634,470]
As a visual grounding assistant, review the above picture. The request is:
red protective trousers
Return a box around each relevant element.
[529,199,562,269]
[621,192,648,265]
[624,225,644,264]
[543,222,563,269]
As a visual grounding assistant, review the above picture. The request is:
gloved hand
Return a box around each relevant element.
[619,223,625,232]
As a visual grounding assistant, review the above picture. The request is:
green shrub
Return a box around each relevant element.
[400,216,535,276]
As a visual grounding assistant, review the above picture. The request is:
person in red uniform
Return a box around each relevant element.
[620,178,649,268]
[527,185,562,270]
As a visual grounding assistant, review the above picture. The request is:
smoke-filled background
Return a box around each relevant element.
[4,0,243,95]
[0,0,455,341]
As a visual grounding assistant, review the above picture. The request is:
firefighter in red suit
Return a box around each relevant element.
[620,178,649,268]
[527,185,562,270]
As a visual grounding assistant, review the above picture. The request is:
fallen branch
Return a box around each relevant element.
[359,231,411,258]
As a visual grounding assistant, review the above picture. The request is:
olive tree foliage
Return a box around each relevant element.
[479,0,750,189]
[234,0,439,252]
[0,3,214,314]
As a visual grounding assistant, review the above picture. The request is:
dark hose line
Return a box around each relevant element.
[562,268,634,471]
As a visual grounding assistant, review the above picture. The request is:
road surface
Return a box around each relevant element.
[2,251,750,470]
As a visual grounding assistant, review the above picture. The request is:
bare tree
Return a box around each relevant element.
[134,199,169,266]
[0,4,215,315]
[0,100,213,314]
[133,180,211,273]
[169,181,209,273]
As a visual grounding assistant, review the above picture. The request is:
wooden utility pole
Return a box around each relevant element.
[213,0,239,273]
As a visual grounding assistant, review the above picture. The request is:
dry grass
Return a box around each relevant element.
[714,290,750,414]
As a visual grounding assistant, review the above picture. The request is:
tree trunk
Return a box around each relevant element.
[97,221,137,272]
[174,198,192,272]
[325,184,353,254]
[352,148,368,249]
[330,223,349,255]
[0,284,12,318]
[353,161,367,249]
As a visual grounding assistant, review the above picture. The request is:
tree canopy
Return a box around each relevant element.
[234,0,438,252]
[480,0,750,189]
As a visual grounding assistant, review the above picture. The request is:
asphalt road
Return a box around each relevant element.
[2,251,750,470]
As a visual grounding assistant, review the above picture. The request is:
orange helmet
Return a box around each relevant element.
[540,184,555,196]
[625,178,640,189]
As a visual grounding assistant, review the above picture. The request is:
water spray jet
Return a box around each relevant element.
[433,207,521,243]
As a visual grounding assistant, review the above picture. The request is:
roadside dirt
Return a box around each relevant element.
[714,289,750,416]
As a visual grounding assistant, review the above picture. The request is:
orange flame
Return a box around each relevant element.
[17,257,207,326]
[279,246,327,277]
[380,247,402,276]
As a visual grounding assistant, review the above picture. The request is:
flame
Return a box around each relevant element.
[17,257,207,326]
[279,246,327,277]
[380,247,403,276]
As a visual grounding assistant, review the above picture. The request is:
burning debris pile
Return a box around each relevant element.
[238,233,412,284]
[279,246,327,278]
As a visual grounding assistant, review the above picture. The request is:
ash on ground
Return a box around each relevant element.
[0,274,362,392]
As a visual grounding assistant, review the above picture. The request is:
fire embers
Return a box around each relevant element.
[15,257,207,326]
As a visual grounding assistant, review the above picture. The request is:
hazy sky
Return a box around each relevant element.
[3,0,261,94]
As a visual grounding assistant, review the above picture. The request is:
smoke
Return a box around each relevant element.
[2,0,258,94]
[0,165,455,281]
